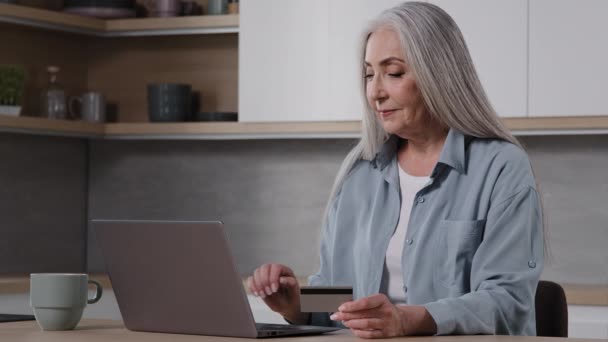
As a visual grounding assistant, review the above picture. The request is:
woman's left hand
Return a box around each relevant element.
[329,294,437,338]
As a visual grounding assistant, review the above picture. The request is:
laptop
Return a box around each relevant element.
[92,220,340,338]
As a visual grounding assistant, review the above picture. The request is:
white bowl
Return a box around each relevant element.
[0,105,21,116]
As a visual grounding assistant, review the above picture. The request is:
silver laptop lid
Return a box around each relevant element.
[93,220,259,338]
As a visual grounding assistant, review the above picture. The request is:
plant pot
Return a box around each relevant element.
[0,105,22,116]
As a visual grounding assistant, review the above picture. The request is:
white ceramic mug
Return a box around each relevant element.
[69,92,106,122]
[30,273,103,331]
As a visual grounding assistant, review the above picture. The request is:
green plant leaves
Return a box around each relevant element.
[0,64,26,106]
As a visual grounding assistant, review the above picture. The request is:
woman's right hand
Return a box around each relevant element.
[247,264,304,322]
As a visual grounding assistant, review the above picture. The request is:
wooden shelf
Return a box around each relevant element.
[0,115,104,137]
[0,3,238,36]
[103,121,362,139]
[104,15,239,36]
[504,116,608,131]
[0,2,103,34]
[3,115,608,140]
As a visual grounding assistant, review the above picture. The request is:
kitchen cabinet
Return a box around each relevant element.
[3,1,608,138]
[0,2,238,124]
[241,0,527,122]
[328,0,418,121]
[428,0,527,118]
[240,0,416,123]
[239,0,330,122]
[330,0,528,119]
[529,0,608,117]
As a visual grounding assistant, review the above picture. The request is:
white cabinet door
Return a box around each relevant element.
[240,0,527,122]
[240,0,417,122]
[529,0,608,117]
[328,0,420,121]
[239,0,330,122]
[429,0,528,118]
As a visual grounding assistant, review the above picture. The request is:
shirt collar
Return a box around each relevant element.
[436,128,467,174]
[373,128,468,175]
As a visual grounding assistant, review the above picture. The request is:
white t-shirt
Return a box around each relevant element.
[385,165,430,304]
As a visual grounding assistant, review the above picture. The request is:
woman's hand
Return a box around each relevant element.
[329,294,437,338]
[247,264,308,324]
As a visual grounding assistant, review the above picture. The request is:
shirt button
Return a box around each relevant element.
[405,239,413,245]
[528,261,537,268]
[417,197,425,204]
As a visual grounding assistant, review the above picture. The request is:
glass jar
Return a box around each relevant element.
[41,65,67,119]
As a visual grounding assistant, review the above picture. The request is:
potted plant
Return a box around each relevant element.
[0,64,26,116]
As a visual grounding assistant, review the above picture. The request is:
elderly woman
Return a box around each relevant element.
[247,1,544,338]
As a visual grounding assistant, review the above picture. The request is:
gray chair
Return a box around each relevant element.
[535,280,568,337]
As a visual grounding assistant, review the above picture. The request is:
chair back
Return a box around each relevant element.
[535,280,568,337]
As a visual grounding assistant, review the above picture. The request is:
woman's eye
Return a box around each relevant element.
[364,74,374,80]
[389,73,404,78]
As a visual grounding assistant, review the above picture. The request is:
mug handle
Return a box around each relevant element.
[87,280,103,304]
[68,96,82,120]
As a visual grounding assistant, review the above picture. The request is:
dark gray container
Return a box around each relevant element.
[147,83,192,122]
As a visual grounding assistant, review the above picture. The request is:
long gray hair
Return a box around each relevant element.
[324,1,549,258]
[327,1,520,204]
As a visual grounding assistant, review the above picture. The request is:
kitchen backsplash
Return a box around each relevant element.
[0,133,87,273]
[0,133,606,285]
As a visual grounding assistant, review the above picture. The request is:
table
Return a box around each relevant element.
[0,319,603,342]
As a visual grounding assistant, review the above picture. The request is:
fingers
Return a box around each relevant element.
[343,318,387,339]
[330,308,378,321]
[279,276,298,288]
[342,318,384,331]
[351,328,384,339]
[250,264,295,298]
[252,264,270,297]
[268,264,284,293]
[338,294,388,313]
[260,264,272,296]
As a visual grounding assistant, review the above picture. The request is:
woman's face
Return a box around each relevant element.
[365,28,427,136]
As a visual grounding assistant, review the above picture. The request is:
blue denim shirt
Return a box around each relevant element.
[308,129,544,335]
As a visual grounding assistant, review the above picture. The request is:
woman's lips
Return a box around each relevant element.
[379,110,395,118]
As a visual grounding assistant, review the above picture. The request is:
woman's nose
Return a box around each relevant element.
[368,76,387,102]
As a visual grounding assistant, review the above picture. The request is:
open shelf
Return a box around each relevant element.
[0,3,238,36]
[105,116,608,139]
[3,115,608,140]
[0,115,104,138]
[104,15,239,36]
[103,121,362,139]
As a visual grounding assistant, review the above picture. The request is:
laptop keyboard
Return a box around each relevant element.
[0,314,35,323]
[256,323,304,331]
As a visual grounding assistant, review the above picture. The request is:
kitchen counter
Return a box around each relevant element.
[1,274,607,306]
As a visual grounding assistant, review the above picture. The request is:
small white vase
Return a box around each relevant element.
[0,105,22,116]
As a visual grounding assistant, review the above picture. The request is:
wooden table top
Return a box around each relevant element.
[0,319,602,342]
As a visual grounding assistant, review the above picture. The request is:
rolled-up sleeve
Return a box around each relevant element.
[424,185,544,335]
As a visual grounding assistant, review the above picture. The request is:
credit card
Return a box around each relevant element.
[300,286,353,313]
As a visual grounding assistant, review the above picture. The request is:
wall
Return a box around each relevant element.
[86,135,608,285]
[0,132,605,282]
[0,133,87,273]
[86,139,355,275]
[523,135,608,285]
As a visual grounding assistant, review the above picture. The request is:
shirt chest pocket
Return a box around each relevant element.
[433,219,485,294]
